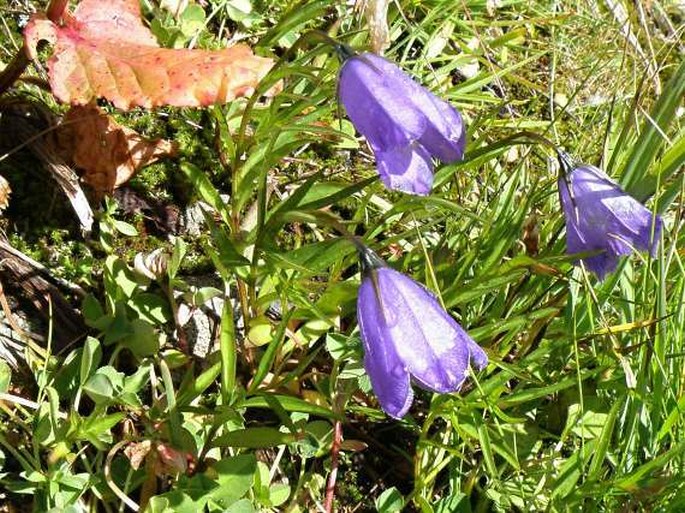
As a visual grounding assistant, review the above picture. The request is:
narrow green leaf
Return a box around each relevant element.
[587,398,623,481]
[211,427,297,448]
[177,362,222,407]
[236,394,336,419]
[168,237,187,280]
[498,370,600,407]
[159,357,182,447]
[657,394,685,442]
[179,162,232,227]
[297,177,377,211]
[257,0,330,49]
[79,337,101,386]
[475,414,499,478]
[255,173,320,250]
[551,440,596,500]
[622,59,685,199]
[220,299,237,405]
[0,360,11,394]
[615,442,685,490]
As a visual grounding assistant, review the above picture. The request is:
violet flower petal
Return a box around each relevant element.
[339,52,466,195]
[339,55,427,146]
[357,256,488,418]
[558,161,662,279]
[357,275,413,418]
[348,54,465,160]
[374,142,434,195]
[406,82,466,163]
[385,268,487,391]
[466,337,489,372]
[355,53,466,162]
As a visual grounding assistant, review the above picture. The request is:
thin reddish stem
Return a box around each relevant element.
[324,420,343,513]
[46,0,69,23]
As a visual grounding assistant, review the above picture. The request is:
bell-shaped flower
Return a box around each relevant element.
[338,51,466,196]
[557,152,662,280]
[356,245,488,418]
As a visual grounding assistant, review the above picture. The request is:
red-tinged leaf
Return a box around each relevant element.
[23,0,276,109]
[155,443,191,475]
[54,104,177,196]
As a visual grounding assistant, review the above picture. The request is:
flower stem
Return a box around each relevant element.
[46,0,69,22]
[324,420,343,513]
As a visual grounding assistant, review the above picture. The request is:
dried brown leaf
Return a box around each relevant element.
[55,104,177,196]
[124,440,152,470]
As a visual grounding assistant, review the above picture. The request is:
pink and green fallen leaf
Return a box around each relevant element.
[23,0,276,109]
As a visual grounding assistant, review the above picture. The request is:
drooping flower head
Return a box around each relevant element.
[355,244,488,418]
[338,51,466,196]
[557,152,662,280]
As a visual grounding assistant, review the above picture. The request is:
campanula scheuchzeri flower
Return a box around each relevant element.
[338,52,466,196]
[557,152,662,280]
[356,245,488,418]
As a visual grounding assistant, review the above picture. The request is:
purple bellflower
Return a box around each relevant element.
[557,152,662,280]
[356,245,488,418]
[338,51,466,196]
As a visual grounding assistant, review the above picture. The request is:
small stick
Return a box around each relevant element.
[0,240,86,297]
[0,276,39,342]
